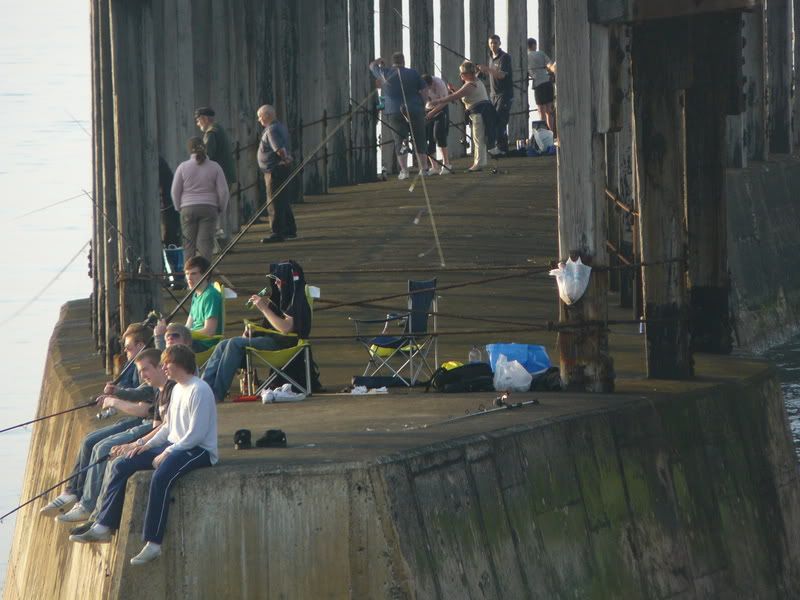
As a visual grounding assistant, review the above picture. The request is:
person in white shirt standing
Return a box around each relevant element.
[527,38,556,136]
[72,344,218,566]
[421,74,453,175]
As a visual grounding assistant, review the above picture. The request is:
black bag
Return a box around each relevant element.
[270,347,323,393]
[425,362,495,393]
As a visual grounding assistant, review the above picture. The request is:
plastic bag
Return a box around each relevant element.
[549,257,591,305]
[485,343,551,375]
[493,354,533,392]
[532,128,554,152]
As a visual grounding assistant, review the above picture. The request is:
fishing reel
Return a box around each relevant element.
[96,407,118,420]
[459,136,470,150]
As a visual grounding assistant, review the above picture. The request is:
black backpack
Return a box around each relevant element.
[425,362,495,393]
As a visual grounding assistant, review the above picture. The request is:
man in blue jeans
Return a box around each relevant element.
[72,344,218,566]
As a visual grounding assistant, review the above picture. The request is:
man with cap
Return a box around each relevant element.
[195,107,236,242]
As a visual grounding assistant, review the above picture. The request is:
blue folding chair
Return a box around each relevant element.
[350,279,438,386]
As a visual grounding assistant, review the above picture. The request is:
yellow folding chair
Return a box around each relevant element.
[243,285,317,396]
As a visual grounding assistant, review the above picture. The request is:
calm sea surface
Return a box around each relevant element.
[0,1,92,591]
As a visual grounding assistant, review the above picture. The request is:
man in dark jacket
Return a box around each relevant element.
[480,35,513,154]
[195,107,236,243]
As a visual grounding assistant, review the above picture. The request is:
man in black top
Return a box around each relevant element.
[195,106,236,244]
[480,35,513,154]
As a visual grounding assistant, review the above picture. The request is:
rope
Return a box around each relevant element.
[10,192,87,221]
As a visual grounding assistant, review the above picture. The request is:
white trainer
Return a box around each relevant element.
[488,146,502,156]
[397,170,410,180]
[421,169,434,176]
[70,524,112,544]
[56,503,91,523]
[439,164,453,175]
[130,543,162,565]
[40,493,78,517]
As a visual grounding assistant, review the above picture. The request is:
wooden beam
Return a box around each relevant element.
[410,0,434,75]
[349,0,378,181]
[686,13,737,354]
[555,0,615,392]
[440,0,466,159]
[506,0,529,146]
[591,0,757,24]
[325,0,350,187]
[109,0,162,329]
[766,0,792,154]
[794,0,800,152]
[631,17,692,379]
[742,9,767,161]
[538,0,555,58]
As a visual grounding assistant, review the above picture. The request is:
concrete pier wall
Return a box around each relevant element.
[727,158,800,351]
[6,299,800,599]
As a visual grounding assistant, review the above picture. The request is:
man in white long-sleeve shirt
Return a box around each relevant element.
[72,345,218,565]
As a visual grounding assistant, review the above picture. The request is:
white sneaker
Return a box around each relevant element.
[130,543,162,565]
[421,169,434,177]
[56,503,91,523]
[397,170,410,180]
[439,164,453,175]
[70,524,112,544]
[40,493,78,517]
[488,146,502,156]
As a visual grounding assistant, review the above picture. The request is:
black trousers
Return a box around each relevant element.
[265,164,297,238]
[491,94,513,151]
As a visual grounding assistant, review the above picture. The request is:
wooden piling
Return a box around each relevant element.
[765,0,792,154]
[505,0,528,145]
[794,0,800,153]
[109,0,162,328]
[348,0,378,181]
[440,0,466,160]
[379,0,403,175]
[538,0,555,58]
[468,0,494,64]
[410,0,434,76]
[554,0,615,392]
[685,14,737,354]
[325,0,350,187]
[631,18,692,379]
[742,10,767,162]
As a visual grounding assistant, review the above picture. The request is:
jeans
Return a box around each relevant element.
[66,417,143,497]
[96,444,211,544]
[491,94,512,152]
[79,422,153,512]
[202,335,296,401]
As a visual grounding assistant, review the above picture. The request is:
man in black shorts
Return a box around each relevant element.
[527,38,556,135]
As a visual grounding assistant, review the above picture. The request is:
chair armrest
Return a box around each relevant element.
[243,319,298,337]
[191,332,224,342]
[348,313,409,324]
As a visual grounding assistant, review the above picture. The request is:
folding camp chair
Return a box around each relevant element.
[243,285,318,396]
[350,279,438,386]
[193,281,226,371]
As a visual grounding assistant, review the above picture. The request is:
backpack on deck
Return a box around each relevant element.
[425,362,495,393]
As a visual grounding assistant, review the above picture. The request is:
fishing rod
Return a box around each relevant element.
[0,455,108,523]
[393,394,539,432]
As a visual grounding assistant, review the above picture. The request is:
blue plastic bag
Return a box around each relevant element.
[485,343,551,375]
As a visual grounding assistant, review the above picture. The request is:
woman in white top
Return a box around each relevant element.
[171,138,230,260]
[430,61,496,172]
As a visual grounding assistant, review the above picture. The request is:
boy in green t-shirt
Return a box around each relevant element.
[155,256,222,350]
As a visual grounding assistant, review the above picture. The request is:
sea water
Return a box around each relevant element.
[0,1,92,590]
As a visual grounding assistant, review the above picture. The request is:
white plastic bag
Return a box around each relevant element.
[532,128,554,152]
[549,257,591,305]
[493,354,533,392]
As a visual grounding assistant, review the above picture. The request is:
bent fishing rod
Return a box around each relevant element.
[0,454,109,522]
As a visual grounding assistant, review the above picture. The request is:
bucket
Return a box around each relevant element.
[485,343,551,375]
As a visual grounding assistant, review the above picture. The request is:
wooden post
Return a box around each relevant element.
[554,0,615,392]
[468,0,494,63]
[794,0,800,152]
[631,18,692,379]
[615,25,635,309]
[506,0,529,145]
[325,0,350,187]
[742,9,767,162]
[440,0,466,160]
[348,0,377,181]
[90,0,102,346]
[322,109,329,194]
[685,13,737,354]
[766,0,792,154]
[538,0,555,58]
[380,0,403,175]
[410,0,434,75]
[109,0,162,328]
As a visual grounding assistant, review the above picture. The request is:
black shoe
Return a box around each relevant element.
[255,429,287,448]
[69,520,94,536]
[234,429,252,450]
[260,234,285,244]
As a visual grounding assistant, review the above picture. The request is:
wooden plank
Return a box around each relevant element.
[555,0,615,392]
[468,0,494,64]
[380,0,403,174]
[90,0,102,345]
[685,13,736,354]
[109,0,163,328]
[440,0,466,160]
[591,0,758,23]
[794,0,800,152]
[616,25,635,309]
[348,0,378,181]
[506,0,529,146]
[591,24,612,134]
[631,18,692,379]
[742,9,767,161]
[766,0,792,154]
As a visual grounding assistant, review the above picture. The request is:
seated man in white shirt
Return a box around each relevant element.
[71,344,218,566]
